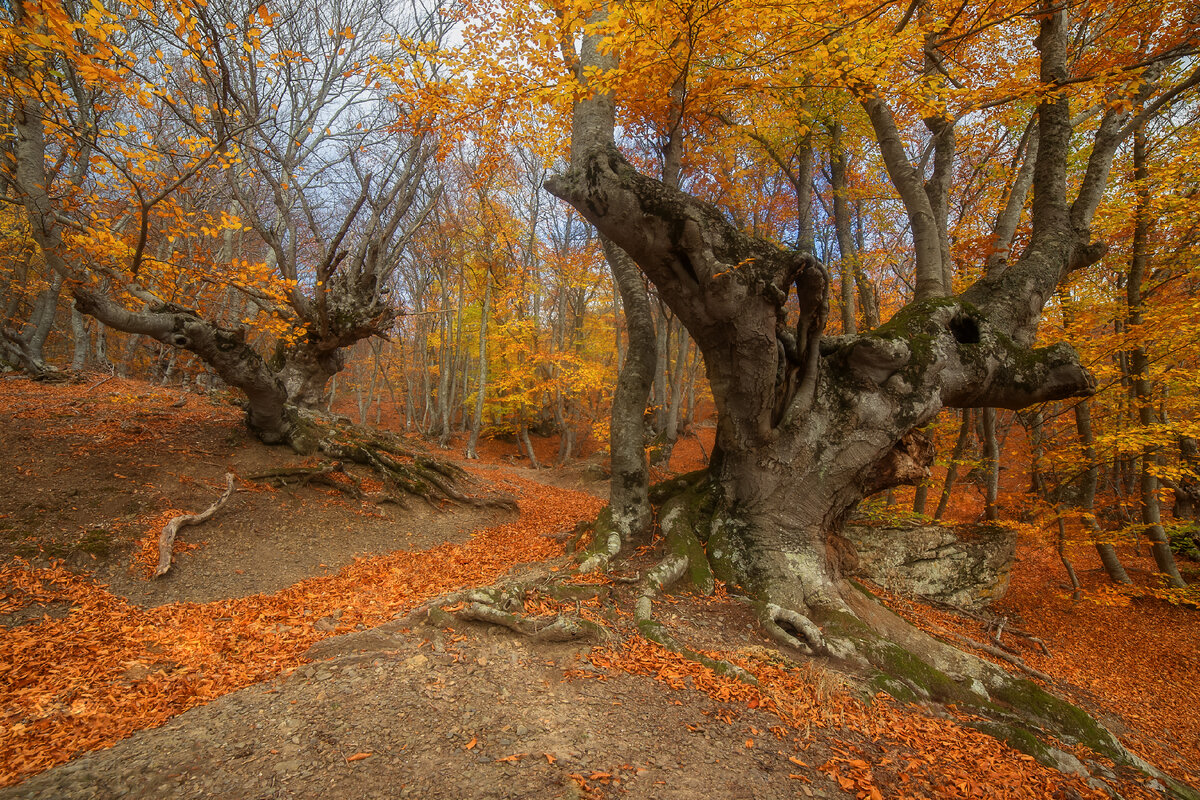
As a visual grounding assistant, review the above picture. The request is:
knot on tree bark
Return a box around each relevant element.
[847,336,911,385]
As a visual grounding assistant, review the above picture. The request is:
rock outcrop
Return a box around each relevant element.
[842,522,1017,609]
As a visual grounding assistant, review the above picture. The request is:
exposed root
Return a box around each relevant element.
[578,533,620,574]
[634,553,757,685]
[455,601,593,642]
[154,473,236,578]
[247,462,364,495]
[419,583,610,643]
[577,509,622,574]
[251,417,517,510]
[759,602,827,657]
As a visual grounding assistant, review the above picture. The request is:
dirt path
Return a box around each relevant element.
[4,619,852,800]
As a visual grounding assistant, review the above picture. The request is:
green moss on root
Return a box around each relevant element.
[987,679,1123,763]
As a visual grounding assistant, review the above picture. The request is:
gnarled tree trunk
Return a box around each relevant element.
[547,7,1101,646]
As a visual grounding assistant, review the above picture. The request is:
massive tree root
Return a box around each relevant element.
[250,416,517,511]
[407,461,1195,798]
[561,473,1200,799]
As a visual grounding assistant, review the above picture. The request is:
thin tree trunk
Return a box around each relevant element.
[466,276,491,460]
[987,123,1039,276]
[1173,436,1200,518]
[829,121,858,335]
[434,272,457,443]
[657,316,690,464]
[22,272,63,366]
[1128,127,1185,587]
[159,349,177,385]
[604,236,656,540]
[118,333,141,378]
[1057,517,1083,601]
[912,482,929,515]
[70,306,88,371]
[611,273,624,371]
[934,409,973,520]
[419,316,433,433]
[1075,394,1132,584]
[853,200,880,328]
[652,304,669,435]
[519,414,540,468]
[982,408,999,521]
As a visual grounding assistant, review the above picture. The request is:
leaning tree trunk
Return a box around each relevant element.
[603,238,657,546]
[73,292,314,449]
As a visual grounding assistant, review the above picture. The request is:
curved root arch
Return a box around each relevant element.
[586,475,1196,797]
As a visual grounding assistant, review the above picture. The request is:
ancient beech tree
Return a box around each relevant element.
[540,3,1198,772]
[4,0,442,451]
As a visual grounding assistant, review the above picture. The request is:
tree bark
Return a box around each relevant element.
[1127,127,1186,587]
[70,307,89,371]
[546,6,1096,621]
[465,275,491,460]
[603,238,656,542]
[861,97,947,301]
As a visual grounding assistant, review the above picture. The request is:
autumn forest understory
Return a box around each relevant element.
[3,0,1200,795]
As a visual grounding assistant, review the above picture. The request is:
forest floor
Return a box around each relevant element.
[0,374,1197,799]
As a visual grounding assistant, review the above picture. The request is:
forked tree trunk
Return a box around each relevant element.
[278,343,346,410]
[547,8,1097,629]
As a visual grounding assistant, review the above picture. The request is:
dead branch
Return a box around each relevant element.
[931,623,1055,684]
[154,473,236,578]
[925,597,1050,656]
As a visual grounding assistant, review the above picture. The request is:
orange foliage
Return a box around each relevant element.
[589,624,1159,800]
[0,472,602,786]
[868,535,1200,787]
[998,540,1200,784]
